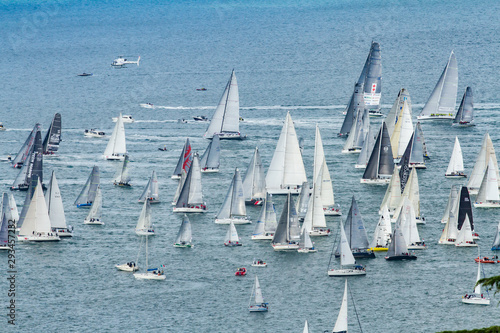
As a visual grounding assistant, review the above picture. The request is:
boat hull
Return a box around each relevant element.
[133,273,166,280]
[76,203,92,208]
[115,263,139,272]
[103,155,125,161]
[335,251,376,259]
[309,229,330,236]
[171,174,181,180]
[417,115,454,120]
[410,163,426,169]
[445,173,467,179]
[138,199,160,204]
[135,229,155,236]
[267,187,302,195]
[455,242,478,247]
[272,243,299,251]
[462,297,490,305]
[328,268,366,276]
[249,305,268,312]
[354,164,367,169]
[323,207,342,216]
[341,148,362,154]
[173,243,193,248]
[215,217,251,225]
[360,178,391,185]
[297,248,317,253]
[84,219,104,225]
[251,234,274,240]
[438,239,456,245]
[201,168,219,173]
[384,255,417,260]
[52,228,73,237]
[210,132,245,140]
[224,243,242,247]
[370,247,388,252]
[245,199,264,206]
[17,235,60,242]
[251,263,267,267]
[473,201,500,208]
[408,244,426,250]
[173,207,207,213]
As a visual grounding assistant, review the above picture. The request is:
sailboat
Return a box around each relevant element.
[11,123,41,168]
[491,222,500,250]
[116,237,141,272]
[462,251,490,305]
[248,276,268,312]
[303,321,309,333]
[301,171,330,236]
[135,200,155,235]
[75,166,100,207]
[200,134,220,173]
[408,126,426,169]
[453,86,475,127]
[251,193,277,240]
[392,167,423,223]
[445,137,466,178]
[172,138,193,179]
[338,83,364,137]
[173,153,207,213]
[355,126,375,169]
[296,181,310,221]
[215,168,250,224]
[362,42,383,116]
[42,113,62,155]
[384,217,416,260]
[103,112,127,160]
[265,111,307,194]
[467,133,500,195]
[271,193,300,251]
[84,187,103,225]
[133,235,166,280]
[390,100,413,160]
[242,147,266,205]
[224,221,242,246]
[138,170,160,204]
[335,196,375,258]
[8,194,19,226]
[379,167,402,216]
[328,222,366,276]
[386,89,412,137]
[297,229,317,253]
[203,70,244,140]
[332,280,349,333]
[173,214,193,248]
[113,154,131,186]
[439,186,476,244]
[417,122,430,159]
[45,171,72,237]
[342,107,369,154]
[369,205,392,251]
[455,215,477,247]
[474,158,500,208]
[0,194,13,250]
[361,122,394,184]
[399,198,426,250]
[11,131,44,191]
[17,179,60,242]
[417,51,458,120]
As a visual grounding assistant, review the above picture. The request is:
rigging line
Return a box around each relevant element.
[348,281,363,333]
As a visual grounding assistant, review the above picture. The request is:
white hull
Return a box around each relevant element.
[140,103,154,109]
[417,115,454,120]
[52,228,73,237]
[17,235,60,242]
[133,272,166,280]
[251,234,274,240]
[138,199,160,204]
[173,243,193,248]
[445,174,467,179]
[215,217,251,225]
[369,111,384,117]
[462,297,490,305]
[103,155,125,161]
[354,164,367,169]
[297,248,317,253]
[201,168,219,173]
[112,116,134,123]
[408,244,426,250]
[251,263,267,267]
[360,178,391,185]
[211,132,244,140]
[84,219,104,225]
[272,243,299,251]
[410,163,427,169]
[173,207,207,213]
[171,175,181,180]
[473,201,500,208]
[438,239,456,245]
[0,245,10,250]
[135,229,155,236]
[323,207,342,216]
[328,268,366,276]
[309,229,331,236]
[115,263,139,272]
[455,242,478,247]
[266,187,301,195]
[341,148,361,154]
[468,188,479,195]
[84,133,105,138]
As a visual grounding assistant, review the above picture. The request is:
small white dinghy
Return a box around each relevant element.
[112,115,134,123]
[248,276,268,312]
[251,259,267,267]
[135,199,155,235]
[84,129,105,138]
[84,187,103,225]
[328,222,366,276]
[462,249,490,305]
[133,234,166,280]
[445,137,466,178]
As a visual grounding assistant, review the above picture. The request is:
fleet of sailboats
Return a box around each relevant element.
[103,113,127,160]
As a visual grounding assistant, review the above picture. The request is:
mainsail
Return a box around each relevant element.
[172,138,193,179]
[361,122,394,182]
[42,113,62,154]
[11,123,41,168]
[200,134,221,171]
[75,166,100,207]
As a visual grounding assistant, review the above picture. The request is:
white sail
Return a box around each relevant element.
[188,154,204,204]
[103,113,127,158]
[18,179,52,236]
[314,125,335,207]
[439,188,460,243]
[303,320,309,333]
[339,224,356,267]
[391,100,413,158]
[418,51,458,119]
[476,158,500,203]
[254,275,264,304]
[370,204,392,248]
[441,185,460,223]
[468,133,500,193]
[8,194,19,223]
[446,137,464,175]
[224,221,240,244]
[400,198,421,245]
[86,187,102,221]
[203,70,240,139]
[455,215,474,246]
[174,214,193,246]
[266,112,307,194]
[242,147,266,202]
[113,154,131,184]
[135,200,152,231]
[44,171,67,229]
[474,260,482,295]
[386,89,412,137]
[139,170,160,203]
[333,280,348,333]
[216,168,247,221]
[380,166,402,214]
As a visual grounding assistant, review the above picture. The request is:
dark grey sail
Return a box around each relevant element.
[43,113,62,155]
[362,122,393,181]
[352,108,370,150]
[172,138,193,178]
[453,87,474,125]
[336,196,374,258]
[339,83,363,137]
[11,131,43,191]
[363,42,382,112]
[272,193,292,245]
[74,166,100,207]
[416,122,430,159]
[200,134,221,170]
[457,186,474,231]
[409,126,424,165]
[398,133,412,193]
[11,123,41,168]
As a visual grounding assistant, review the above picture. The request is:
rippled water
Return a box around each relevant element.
[1,1,500,332]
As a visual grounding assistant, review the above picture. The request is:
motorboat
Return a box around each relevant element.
[84,129,105,138]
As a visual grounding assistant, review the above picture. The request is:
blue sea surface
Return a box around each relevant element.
[1,1,500,332]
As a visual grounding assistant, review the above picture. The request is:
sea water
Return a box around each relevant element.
[1,0,500,332]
